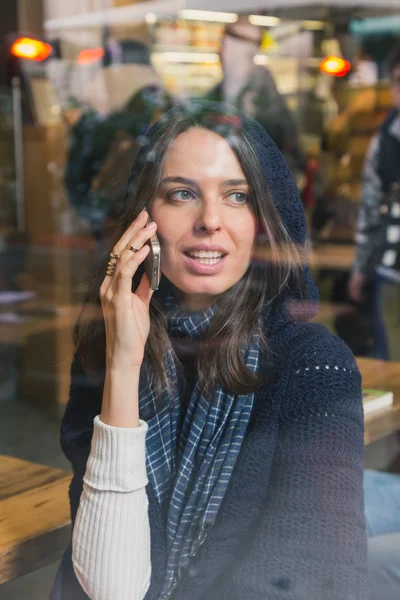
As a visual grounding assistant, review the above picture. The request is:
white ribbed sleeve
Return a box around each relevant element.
[72,416,151,600]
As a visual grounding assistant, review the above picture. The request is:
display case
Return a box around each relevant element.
[148,15,323,115]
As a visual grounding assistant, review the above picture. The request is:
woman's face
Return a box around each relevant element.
[150,127,257,311]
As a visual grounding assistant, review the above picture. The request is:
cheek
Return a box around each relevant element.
[156,221,186,260]
[236,220,257,256]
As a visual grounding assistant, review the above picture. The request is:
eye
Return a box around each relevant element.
[167,189,195,202]
[229,192,248,204]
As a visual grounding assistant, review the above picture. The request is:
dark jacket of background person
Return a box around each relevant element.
[50,107,367,600]
[352,108,400,279]
[206,65,305,178]
[64,84,172,237]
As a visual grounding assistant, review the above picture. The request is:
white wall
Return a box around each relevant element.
[186,0,400,10]
[44,0,112,21]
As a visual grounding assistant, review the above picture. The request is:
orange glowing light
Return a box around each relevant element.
[320,56,351,77]
[77,48,105,64]
[11,37,52,61]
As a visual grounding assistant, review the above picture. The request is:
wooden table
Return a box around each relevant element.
[0,455,71,584]
[310,244,355,272]
[0,302,102,411]
[357,358,400,446]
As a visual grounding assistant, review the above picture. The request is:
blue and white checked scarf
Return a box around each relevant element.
[139,290,261,597]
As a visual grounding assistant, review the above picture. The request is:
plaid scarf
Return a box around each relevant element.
[139,290,261,597]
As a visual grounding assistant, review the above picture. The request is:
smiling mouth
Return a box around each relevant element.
[184,251,226,265]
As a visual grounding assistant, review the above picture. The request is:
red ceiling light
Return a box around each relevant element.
[320,56,351,77]
[11,37,52,61]
[77,48,105,64]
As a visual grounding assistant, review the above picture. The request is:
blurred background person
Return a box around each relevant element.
[348,42,400,360]
[206,15,306,184]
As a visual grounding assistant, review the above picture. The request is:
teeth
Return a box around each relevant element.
[196,257,222,264]
[188,256,223,265]
[188,250,224,258]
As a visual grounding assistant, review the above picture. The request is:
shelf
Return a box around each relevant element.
[185,0,400,10]
[152,52,219,63]
[44,0,400,32]
[153,44,219,54]
[44,0,181,30]
[152,45,321,66]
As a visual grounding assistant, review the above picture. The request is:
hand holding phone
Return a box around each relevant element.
[100,209,158,427]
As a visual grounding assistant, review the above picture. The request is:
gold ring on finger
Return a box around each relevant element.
[109,251,120,260]
[126,244,139,253]
[106,261,117,277]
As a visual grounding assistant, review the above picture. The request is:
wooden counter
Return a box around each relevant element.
[310,244,355,272]
[312,301,355,324]
[357,358,400,446]
[0,455,71,584]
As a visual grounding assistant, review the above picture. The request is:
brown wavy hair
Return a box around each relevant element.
[75,110,305,402]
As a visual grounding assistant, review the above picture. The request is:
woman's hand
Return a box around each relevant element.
[100,210,158,372]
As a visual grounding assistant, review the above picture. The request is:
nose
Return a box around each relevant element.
[195,200,222,234]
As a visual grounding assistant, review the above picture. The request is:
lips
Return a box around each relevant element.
[184,244,229,255]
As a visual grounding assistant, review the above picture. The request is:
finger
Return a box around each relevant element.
[100,253,120,297]
[103,219,157,295]
[100,212,148,295]
[112,209,148,257]
[135,270,156,308]
[112,243,151,298]
[111,221,157,289]
[118,221,157,268]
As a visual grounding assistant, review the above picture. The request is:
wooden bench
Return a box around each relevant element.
[0,455,71,584]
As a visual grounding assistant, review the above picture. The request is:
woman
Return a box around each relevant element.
[51,102,367,600]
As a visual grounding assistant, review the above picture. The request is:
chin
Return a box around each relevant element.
[173,275,236,299]
[181,278,227,294]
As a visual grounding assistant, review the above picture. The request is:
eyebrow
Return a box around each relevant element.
[159,176,248,187]
[160,176,197,187]
[221,178,248,187]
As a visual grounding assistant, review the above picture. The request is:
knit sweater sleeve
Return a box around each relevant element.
[72,416,151,600]
[51,357,151,600]
[237,328,367,599]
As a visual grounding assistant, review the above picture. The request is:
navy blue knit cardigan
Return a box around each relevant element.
[50,103,367,599]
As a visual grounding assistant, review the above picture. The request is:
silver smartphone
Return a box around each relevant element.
[143,216,161,290]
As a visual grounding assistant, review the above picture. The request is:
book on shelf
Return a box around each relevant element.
[362,389,394,417]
